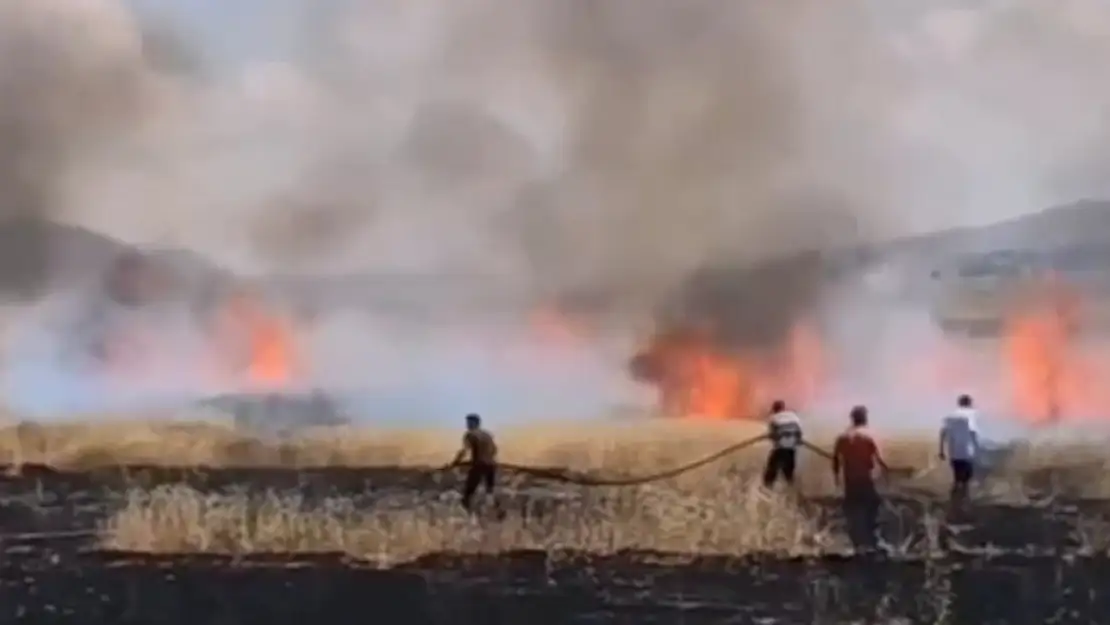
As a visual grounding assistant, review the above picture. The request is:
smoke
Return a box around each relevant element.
[5,0,1110,425]
[0,0,191,296]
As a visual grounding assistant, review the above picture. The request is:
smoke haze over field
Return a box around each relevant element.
[4,0,1110,426]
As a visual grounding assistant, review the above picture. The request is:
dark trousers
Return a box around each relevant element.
[462,463,497,511]
[842,479,881,551]
[763,448,797,488]
[950,459,974,500]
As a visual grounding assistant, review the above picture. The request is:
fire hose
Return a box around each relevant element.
[438,435,940,535]
[440,434,840,487]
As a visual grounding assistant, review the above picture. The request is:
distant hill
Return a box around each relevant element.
[882,199,1110,259]
[0,198,1107,310]
[0,217,231,299]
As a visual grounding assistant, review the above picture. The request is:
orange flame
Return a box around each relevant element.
[630,319,826,420]
[217,289,298,389]
[1000,277,1100,422]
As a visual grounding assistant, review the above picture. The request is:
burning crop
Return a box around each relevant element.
[998,276,1110,423]
[624,255,1110,425]
[621,251,834,421]
[77,253,304,396]
[628,319,826,420]
[211,288,299,390]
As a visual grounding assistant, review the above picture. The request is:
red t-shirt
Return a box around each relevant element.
[835,427,879,483]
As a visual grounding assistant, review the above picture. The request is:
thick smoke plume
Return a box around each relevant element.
[0,0,172,294]
[4,0,1110,427]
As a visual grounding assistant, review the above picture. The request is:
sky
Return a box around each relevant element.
[126,0,305,69]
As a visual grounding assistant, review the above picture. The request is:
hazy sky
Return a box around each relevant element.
[126,0,303,69]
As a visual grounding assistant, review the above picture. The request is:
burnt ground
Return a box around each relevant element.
[2,465,1110,624]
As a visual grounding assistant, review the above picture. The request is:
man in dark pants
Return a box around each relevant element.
[450,413,499,513]
[939,394,980,504]
[833,405,888,553]
[763,399,803,489]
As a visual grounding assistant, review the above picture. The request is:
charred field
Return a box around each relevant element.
[0,421,1108,623]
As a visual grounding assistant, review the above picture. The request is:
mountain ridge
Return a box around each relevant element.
[0,198,1106,310]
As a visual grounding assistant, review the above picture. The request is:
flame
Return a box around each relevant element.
[1000,277,1098,422]
[630,319,826,420]
[217,289,298,389]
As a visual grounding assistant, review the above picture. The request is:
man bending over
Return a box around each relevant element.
[764,399,803,489]
[451,413,499,513]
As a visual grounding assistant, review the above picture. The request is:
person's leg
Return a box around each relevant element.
[949,460,961,499]
[963,460,975,498]
[952,460,972,502]
[948,461,960,499]
[781,449,797,486]
[843,482,866,550]
[462,467,481,512]
[481,464,504,517]
[846,480,880,552]
[483,464,497,493]
[762,450,782,488]
[862,481,881,549]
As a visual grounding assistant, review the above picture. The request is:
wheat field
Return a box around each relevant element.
[2,417,1109,564]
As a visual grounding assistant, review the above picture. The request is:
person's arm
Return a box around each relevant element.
[831,436,843,481]
[872,439,889,472]
[451,434,470,466]
[968,415,981,455]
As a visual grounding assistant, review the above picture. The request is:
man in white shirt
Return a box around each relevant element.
[763,400,803,489]
[939,394,981,501]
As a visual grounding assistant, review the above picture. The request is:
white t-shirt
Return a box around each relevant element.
[769,411,803,450]
[941,408,980,461]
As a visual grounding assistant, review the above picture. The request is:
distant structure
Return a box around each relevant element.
[199,389,350,436]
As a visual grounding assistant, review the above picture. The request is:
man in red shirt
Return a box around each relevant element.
[833,405,888,552]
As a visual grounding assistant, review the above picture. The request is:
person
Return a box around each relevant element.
[939,394,981,503]
[763,399,803,489]
[450,413,499,513]
[833,405,888,552]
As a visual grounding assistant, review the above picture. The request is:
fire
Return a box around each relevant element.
[81,252,302,393]
[1000,277,1103,422]
[630,319,826,420]
[216,289,298,389]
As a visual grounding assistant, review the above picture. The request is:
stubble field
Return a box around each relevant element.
[2,418,1110,624]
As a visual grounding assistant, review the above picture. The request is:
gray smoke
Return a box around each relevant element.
[0,0,190,296]
[5,0,1110,424]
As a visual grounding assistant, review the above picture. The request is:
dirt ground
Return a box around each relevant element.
[1,419,1109,623]
[3,549,1109,624]
[1,464,1110,624]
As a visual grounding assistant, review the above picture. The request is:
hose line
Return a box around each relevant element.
[443,435,837,486]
